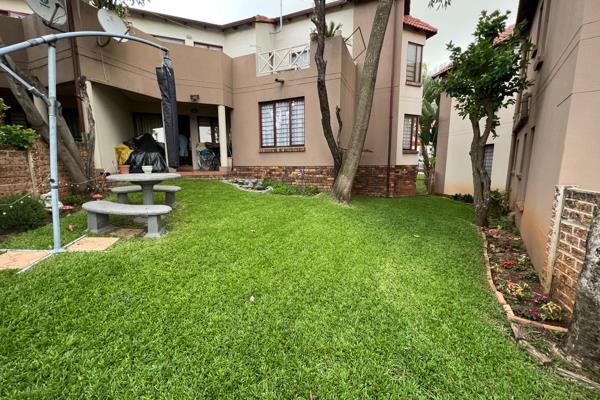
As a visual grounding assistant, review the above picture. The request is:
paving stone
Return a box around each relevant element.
[0,250,51,270]
[67,237,119,252]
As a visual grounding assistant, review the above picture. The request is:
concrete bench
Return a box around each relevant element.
[83,200,172,239]
[112,185,182,207]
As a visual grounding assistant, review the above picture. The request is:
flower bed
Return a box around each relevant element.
[484,227,566,326]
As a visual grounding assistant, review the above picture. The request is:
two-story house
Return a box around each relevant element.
[508,0,600,315]
[0,0,437,197]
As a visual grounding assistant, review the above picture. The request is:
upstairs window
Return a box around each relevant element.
[291,49,310,69]
[402,115,419,151]
[406,42,423,83]
[260,98,305,148]
[484,144,494,177]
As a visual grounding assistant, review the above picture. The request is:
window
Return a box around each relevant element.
[484,144,494,177]
[153,35,185,45]
[193,41,223,51]
[519,133,528,174]
[198,117,219,143]
[533,0,551,65]
[402,115,419,151]
[406,42,423,83]
[260,98,304,148]
[291,49,309,69]
[133,113,163,136]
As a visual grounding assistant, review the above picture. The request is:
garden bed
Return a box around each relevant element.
[483,226,567,328]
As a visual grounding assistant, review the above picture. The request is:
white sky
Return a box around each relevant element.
[140,0,519,71]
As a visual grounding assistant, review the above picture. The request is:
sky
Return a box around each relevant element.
[140,0,519,71]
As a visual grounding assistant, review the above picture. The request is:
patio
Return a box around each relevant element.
[0,180,593,398]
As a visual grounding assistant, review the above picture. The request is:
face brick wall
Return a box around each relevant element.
[232,165,417,197]
[550,187,600,315]
[0,141,75,199]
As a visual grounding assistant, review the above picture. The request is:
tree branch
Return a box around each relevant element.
[313,0,342,175]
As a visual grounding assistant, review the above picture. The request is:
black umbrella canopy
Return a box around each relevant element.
[156,56,180,169]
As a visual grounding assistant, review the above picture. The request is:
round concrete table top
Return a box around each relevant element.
[107,173,181,183]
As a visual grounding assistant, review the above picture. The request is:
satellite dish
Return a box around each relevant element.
[26,0,67,28]
[97,8,130,43]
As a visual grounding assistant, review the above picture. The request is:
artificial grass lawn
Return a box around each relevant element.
[0,180,595,399]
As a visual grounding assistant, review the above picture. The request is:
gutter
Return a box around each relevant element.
[385,1,399,197]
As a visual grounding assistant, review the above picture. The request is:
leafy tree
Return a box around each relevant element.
[439,11,531,226]
[89,0,146,17]
[419,69,442,194]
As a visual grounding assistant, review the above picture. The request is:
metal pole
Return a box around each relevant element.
[48,44,63,252]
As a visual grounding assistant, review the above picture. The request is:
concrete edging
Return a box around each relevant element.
[480,231,569,334]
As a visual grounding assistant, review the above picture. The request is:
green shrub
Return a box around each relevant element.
[0,195,48,234]
[451,193,474,203]
[63,195,85,207]
[263,180,319,196]
[489,190,510,218]
[0,124,38,150]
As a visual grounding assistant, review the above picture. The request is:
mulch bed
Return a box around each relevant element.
[483,227,568,328]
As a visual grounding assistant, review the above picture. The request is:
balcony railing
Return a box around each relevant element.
[256,43,310,76]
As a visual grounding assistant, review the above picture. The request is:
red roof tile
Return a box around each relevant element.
[403,15,438,38]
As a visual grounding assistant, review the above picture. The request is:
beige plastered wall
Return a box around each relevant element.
[511,0,600,290]
[0,0,29,14]
[352,0,420,168]
[88,83,135,172]
[395,28,425,166]
[230,36,354,167]
[435,96,513,195]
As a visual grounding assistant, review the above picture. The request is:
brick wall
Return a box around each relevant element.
[231,165,417,197]
[549,187,600,314]
[0,141,74,199]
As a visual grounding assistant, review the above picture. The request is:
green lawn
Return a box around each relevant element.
[0,180,594,399]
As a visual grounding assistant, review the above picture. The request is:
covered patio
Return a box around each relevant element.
[87,84,232,175]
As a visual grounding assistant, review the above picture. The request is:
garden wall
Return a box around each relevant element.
[0,141,74,199]
[547,186,600,314]
[231,165,417,197]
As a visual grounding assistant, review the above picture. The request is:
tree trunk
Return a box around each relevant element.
[79,76,97,183]
[420,141,434,194]
[331,0,394,203]
[469,116,492,227]
[565,210,600,376]
[313,0,343,175]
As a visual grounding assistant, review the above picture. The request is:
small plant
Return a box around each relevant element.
[0,125,38,151]
[63,195,85,207]
[0,195,48,234]
[489,190,510,219]
[540,301,562,321]
[499,280,532,300]
[263,180,319,196]
[451,193,474,203]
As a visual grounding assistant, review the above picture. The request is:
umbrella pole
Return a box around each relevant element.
[48,44,63,252]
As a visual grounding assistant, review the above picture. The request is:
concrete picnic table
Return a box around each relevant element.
[107,173,181,205]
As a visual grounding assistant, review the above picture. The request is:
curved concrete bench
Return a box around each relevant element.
[83,200,172,238]
[112,185,182,207]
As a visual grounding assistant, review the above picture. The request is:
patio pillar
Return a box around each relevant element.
[218,105,229,171]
